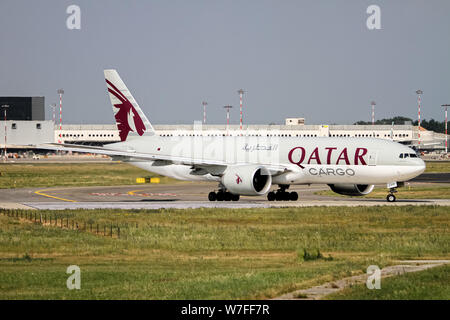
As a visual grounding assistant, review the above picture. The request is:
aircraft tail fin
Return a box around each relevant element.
[104,69,155,141]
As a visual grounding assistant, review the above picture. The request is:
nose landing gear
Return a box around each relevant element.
[386,187,397,202]
[386,194,396,202]
[267,185,298,201]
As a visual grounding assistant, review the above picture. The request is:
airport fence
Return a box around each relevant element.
[0,209,140,239]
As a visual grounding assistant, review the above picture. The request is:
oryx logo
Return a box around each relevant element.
[236,174,242,184]
[106,79,146,141]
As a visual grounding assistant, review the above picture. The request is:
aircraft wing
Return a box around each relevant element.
[38,143,296,176]
[406,141,443,146]
[406,137,445,146]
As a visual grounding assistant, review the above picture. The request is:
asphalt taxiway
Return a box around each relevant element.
[0,179,449,210]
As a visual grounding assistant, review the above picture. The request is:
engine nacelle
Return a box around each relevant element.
[328,184,375,196]
[221,165,272,196]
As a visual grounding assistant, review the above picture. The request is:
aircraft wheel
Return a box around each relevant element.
[283,192,291,201]
[386,194,396,202]
[216,191,224,201]
[208,192,217,201]
[224,192,232,201]
[275,192,284,201]
[289,192,298,201]
[267,191,275,201]
[231,194,240,201]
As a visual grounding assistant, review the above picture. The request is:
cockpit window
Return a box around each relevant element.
[399,153,418,159]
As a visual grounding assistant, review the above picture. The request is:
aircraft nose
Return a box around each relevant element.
[415,158,426,175]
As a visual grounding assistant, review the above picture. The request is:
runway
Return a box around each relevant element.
[0,180,449,210]
[411,172,450,183]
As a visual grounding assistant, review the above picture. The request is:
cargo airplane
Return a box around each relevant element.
[43,70,426,202]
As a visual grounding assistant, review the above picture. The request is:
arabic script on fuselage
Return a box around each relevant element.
[242,144,279,152]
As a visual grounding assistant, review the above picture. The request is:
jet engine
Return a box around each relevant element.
[328,184,375,196]
[221,165,272,196]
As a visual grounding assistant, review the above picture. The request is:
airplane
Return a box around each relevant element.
[42,69,426,203]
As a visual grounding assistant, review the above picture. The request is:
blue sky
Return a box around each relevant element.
[0,0,449,125]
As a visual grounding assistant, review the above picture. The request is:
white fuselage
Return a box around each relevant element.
[107,135,425,186]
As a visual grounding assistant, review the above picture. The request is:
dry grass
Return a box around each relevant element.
[0,205,448,299]
[424,161,450,173]
[0,162,177,189]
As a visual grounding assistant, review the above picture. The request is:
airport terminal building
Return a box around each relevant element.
[49,117,446,151]
[0,98,446,153]
[1,121,446,152]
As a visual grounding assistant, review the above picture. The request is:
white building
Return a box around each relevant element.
[1,119,446,152]
[0,120,53,148]
[53,122,445,151]
[55,124,120,144]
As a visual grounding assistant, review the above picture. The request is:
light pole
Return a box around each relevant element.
[1,105,9,161]
[237,89,245,131]
[202,101,208,125]
[371,101,376,125]
[390,121,394,141]
[442,104,449,154]
[57,89,64,144]
[416,90,423,149]
[223,105,232,136]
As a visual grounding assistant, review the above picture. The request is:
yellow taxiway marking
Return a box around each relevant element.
[127,190,144,196]
[34,189,77,202]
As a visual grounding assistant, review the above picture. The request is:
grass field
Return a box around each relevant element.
[424,161,450,173]
[316,185,450,199]
[326,264,450,300]
[0,206,448,299]
[0,163,178,189]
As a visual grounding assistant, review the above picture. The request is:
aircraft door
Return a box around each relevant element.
[368,150,378,166]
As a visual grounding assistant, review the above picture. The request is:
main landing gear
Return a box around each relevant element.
[267,185,298,201]
[386,187,397,202]
[208,190,240,202]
